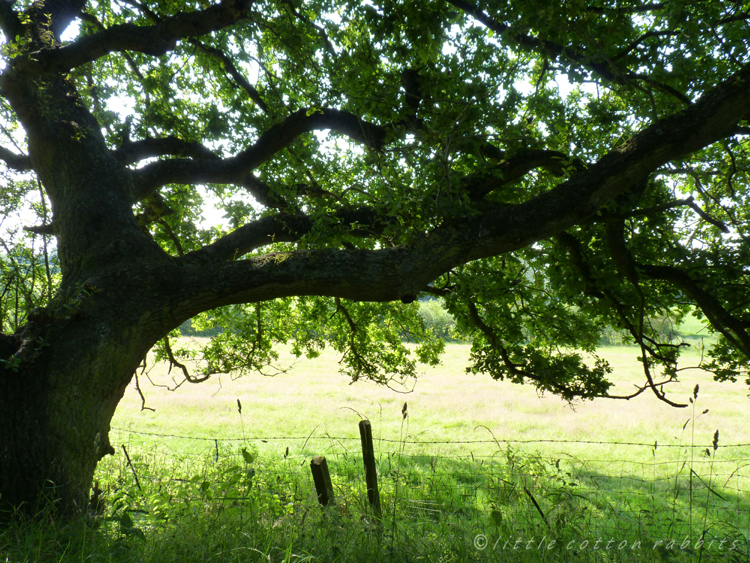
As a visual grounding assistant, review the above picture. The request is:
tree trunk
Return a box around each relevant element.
[0,20,179,518]
[0,285,172,517]
[1,356,120,517]
[2,0,750,522]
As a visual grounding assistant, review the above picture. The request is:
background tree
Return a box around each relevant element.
[1,0,749,517]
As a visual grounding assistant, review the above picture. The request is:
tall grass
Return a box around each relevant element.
[3,419,748,561]
[2,343,749,562]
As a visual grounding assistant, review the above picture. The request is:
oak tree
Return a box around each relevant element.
[1,0,749,516]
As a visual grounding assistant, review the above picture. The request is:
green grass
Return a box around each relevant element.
[2,341,749,562]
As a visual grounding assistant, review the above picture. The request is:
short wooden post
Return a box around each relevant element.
[358,419,382,518]
[310,455,335,506]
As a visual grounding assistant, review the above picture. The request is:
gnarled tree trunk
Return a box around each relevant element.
[1,318,150,515]
[0,45,180,516]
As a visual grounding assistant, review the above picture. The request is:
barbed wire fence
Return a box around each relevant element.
[100,425,750,531]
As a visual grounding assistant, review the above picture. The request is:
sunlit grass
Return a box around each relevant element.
[3,341,748,562]
[112,341,748,459]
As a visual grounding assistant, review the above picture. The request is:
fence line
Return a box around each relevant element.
[109,446,750,467]
[99,423,750,533]
[110,426,750,450]
[105,427,750,500]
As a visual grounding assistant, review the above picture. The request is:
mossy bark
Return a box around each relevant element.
[0,60,176,517]
[0,265,184,517]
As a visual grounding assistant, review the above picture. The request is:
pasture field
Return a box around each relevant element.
[2,341,749,562]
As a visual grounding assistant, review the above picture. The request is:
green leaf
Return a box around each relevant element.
[241,447,256,464]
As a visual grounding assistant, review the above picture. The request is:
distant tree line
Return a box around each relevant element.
[178,302,702,346]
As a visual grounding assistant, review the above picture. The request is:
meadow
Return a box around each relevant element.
[2,339,749,562]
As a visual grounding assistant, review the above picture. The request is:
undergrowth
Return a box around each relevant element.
[2,389,749,562]
[2,439,748,562]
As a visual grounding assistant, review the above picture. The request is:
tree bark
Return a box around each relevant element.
[0,300,162,515]
[0,39,175,516]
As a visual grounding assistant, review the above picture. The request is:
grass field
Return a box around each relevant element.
[111,340,748,459]
[3,340,749,562]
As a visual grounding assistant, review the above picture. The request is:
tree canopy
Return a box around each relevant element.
[1,0,750,471]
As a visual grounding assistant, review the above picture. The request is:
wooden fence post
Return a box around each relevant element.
[358,419,382,518]
[310,455,335,506]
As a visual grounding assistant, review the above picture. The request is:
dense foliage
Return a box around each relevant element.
[1,0,750,414]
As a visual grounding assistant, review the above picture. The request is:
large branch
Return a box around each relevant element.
[171,61,750,310]
[466,149,586,199]
[183,207,383,265]
[0,146,32,172]
[184,214,312,265]
[111,130,281,209]
[172,246,420,315]
[13,0,252,74]
[113,136,220,166]
[129,108,387,202]
[443,64,750,266]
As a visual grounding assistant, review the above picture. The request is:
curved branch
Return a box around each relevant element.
[183,206,383,264]
[604,375,682,401]
[640,264,750,358]
[163,336,210,384]
[15,0,253,74]
[466,149,586,199]
[685,200,730,233]
[168,60,750,311]
[448,62,750,263]
[612,30,681,61]
[0,146,31,172]
[130,108,387,201]
[464,298,611,400]
[113,136,220,166]
[240,175,287,208]
[185,213,312,265]
[605,219,690,408]
[625,73,693,105]
[560,227,677,360]
[187,38,270,114]
[334,297,375,381]
[595,196,694,223]
[558,229,688,407]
